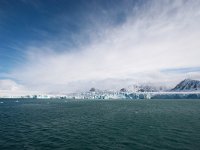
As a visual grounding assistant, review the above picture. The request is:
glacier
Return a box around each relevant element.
[1,79,200,100]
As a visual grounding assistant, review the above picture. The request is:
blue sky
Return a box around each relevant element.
[0,0,200,95]
[0,0,143,72]
[0,0,98,71]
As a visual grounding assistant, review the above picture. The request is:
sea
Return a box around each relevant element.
[0,99,200,150]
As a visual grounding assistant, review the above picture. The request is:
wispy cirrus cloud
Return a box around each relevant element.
[2,0,200,94]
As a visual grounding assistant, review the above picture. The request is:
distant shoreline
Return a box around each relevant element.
[1,91,200,100]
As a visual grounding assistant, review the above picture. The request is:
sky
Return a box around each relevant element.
[0,0,200,95]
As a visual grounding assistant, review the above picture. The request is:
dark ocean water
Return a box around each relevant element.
[0,99,200,150]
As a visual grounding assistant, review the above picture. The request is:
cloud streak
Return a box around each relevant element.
[4,0,200,94]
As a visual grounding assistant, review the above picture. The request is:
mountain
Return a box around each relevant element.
[171,79,200,92]
[126,85,167,92]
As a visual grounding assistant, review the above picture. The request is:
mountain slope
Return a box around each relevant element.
[171,79,200,92]
[126,85,167,92]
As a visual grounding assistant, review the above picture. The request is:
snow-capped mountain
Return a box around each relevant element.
[126,84,167,92]
[2,79,200,99]
[171,79,200,92]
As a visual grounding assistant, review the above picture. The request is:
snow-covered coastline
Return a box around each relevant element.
[1,79,200,99]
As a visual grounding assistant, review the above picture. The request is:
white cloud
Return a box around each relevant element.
[6,0,200,93]
[0,79,27,96]
[0,79,23,90]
